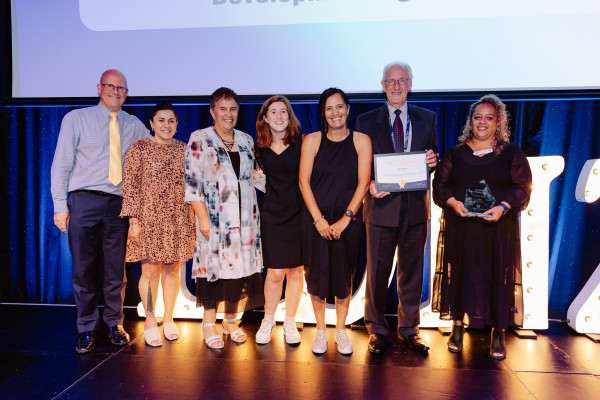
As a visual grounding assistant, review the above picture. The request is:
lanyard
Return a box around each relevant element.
[389,110,411,152]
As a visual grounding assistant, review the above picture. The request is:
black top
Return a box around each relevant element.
[255,138,303,268]
[301,131,362,298]
[228,151,240,180]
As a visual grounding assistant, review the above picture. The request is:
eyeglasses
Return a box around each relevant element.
[384,78,411,87]
[100,83,128,94]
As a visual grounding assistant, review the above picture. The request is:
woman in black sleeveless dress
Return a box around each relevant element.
[254,96,304,345]
[299,88,372,355]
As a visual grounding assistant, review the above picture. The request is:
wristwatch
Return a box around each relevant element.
[499,203,509,215]
[345,209,356,220]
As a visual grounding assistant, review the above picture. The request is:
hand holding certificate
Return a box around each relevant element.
[374,151,429,192]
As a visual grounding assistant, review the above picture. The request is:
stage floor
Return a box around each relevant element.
[0,304,599,400]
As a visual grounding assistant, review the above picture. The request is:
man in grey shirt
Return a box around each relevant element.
[51,69,149,353]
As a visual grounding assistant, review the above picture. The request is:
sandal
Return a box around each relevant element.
[447,325,464,353]
[222,318,246,343]
[490,328,507,360]
[144,326,163,347]
[163,322,179,341]
[202,322,224,349]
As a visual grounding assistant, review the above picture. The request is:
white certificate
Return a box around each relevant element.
[374,151,429,192]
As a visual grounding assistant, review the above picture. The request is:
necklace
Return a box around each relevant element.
[470,140,493,157]
[213,127,235,151]
[473,148,493,156]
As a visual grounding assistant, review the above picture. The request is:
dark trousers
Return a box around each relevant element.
[364,210,427,337]
[67,191,128,333]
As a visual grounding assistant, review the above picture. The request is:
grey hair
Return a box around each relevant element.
[382,61,413,81]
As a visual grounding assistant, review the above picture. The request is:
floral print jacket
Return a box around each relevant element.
[185,127,262,281]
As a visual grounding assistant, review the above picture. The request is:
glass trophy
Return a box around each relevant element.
[464,179,496,218]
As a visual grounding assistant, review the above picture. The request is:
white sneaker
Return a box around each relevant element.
[255,318,275,345]
[335,329,353,355]
[283,321,301,345]
[312,329,327,354]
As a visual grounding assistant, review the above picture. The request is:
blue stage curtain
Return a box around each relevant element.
[1,99,598,320]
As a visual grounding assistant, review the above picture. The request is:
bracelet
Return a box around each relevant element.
[313,215,325,225]
[499,203,509,214]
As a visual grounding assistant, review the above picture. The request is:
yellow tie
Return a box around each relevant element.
[109,112,122,186]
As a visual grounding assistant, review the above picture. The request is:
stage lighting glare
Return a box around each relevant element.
[138,157,564,330]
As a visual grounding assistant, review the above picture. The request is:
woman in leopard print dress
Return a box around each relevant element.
[121,103,195,347]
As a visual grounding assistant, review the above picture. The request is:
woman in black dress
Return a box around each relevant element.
[299,88,372,355]
[254,96,304,345]
[432,94,532,359]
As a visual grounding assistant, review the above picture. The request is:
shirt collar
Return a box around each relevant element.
[386,102,408,119]
[97,101,121,117]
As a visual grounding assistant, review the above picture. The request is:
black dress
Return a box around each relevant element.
[432,143,532,329]
[301,131,362,299]
[256,138,303,269]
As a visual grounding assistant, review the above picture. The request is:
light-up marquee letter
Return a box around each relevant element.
[567,159,600,335]
[140,156,563,330]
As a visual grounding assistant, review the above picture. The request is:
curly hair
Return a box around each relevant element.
[255,96,301,148]
[459,94,510,154]
[317,87,349,135]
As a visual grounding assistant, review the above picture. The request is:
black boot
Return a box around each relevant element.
[447,325,464,353]
[490,328,506,360]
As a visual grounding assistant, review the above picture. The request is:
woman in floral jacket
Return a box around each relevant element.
[185,87,263,349]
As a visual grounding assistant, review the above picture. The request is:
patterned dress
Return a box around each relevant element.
[120,138,195,263]
[185,127,263,311]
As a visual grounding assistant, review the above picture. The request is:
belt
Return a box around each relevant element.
[70,189,119,197]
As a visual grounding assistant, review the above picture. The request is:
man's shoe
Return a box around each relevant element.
[76,331,96,354]
[367,333,386,354]
[108,325,130,346]
[400,334,430,353]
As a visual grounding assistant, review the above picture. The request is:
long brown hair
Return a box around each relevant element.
[255,96,301,148]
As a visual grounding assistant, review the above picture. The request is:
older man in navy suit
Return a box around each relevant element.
[356,61,438,354]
